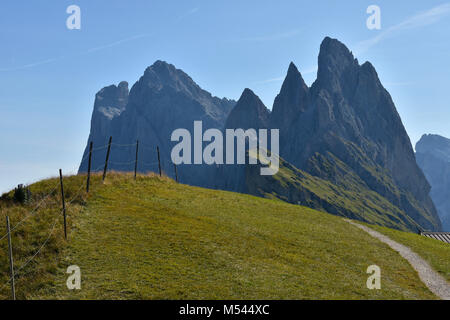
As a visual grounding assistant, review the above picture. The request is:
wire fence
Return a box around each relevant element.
[0,137,178,299]
[0,179,88,293]
[0,182,60,243]
[78,138,179,181]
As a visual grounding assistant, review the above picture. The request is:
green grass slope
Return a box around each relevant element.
[0,173,440,299]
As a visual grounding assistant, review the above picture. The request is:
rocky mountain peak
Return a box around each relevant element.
[225,88,270,130]
[94,82,129,120]
[240,88,259,101]
[144,60,181,81]
[271,62,309,128]
[118,80,129,90]
[416,133,450,231]
[318,37,357,67]
[284,62,308,90]
[416,134,450,162]
[139,60,202,97]
[287,61,299,75]
[127,60,235,127]
[96,82,129,103]
[315,37,359,96]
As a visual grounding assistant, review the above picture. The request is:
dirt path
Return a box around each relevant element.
[345,219,450,300]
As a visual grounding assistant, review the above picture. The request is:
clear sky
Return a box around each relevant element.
[1,0,450,193]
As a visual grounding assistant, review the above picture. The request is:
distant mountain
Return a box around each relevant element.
[79,38,442,232]
[416,134,450,231]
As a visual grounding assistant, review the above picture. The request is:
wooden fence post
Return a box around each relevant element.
[59,169,67,240]
[86,141,93,193]
[174,163,178,182]
[134,140,139,180]
[157,146,162,177]
[6,216,16,300]
[102,136,112,181]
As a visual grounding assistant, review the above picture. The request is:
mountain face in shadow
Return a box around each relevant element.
[416,134,450,231]
[79,60,236,187]
[79,37,442,232]
[259,37,441,231]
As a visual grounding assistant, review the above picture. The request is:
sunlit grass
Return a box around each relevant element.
[0,173,439,299]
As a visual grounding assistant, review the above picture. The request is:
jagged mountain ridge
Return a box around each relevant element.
[215,37,440,231]
[79,60,236,187]
[256,37,441,231]
[79,37,442,231]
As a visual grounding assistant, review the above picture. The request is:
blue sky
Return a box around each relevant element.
[1,0,450,193]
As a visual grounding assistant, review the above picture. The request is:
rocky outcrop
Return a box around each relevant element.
[416,134,450,231]
[88,81,129,141]
[271,62,309,129]
[79,60,235,187]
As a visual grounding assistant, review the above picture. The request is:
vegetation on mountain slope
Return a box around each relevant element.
[245,151,425,232]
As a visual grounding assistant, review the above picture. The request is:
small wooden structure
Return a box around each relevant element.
[420,232,450,244]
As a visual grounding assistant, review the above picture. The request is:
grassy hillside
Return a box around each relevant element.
[0,173,440,299]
